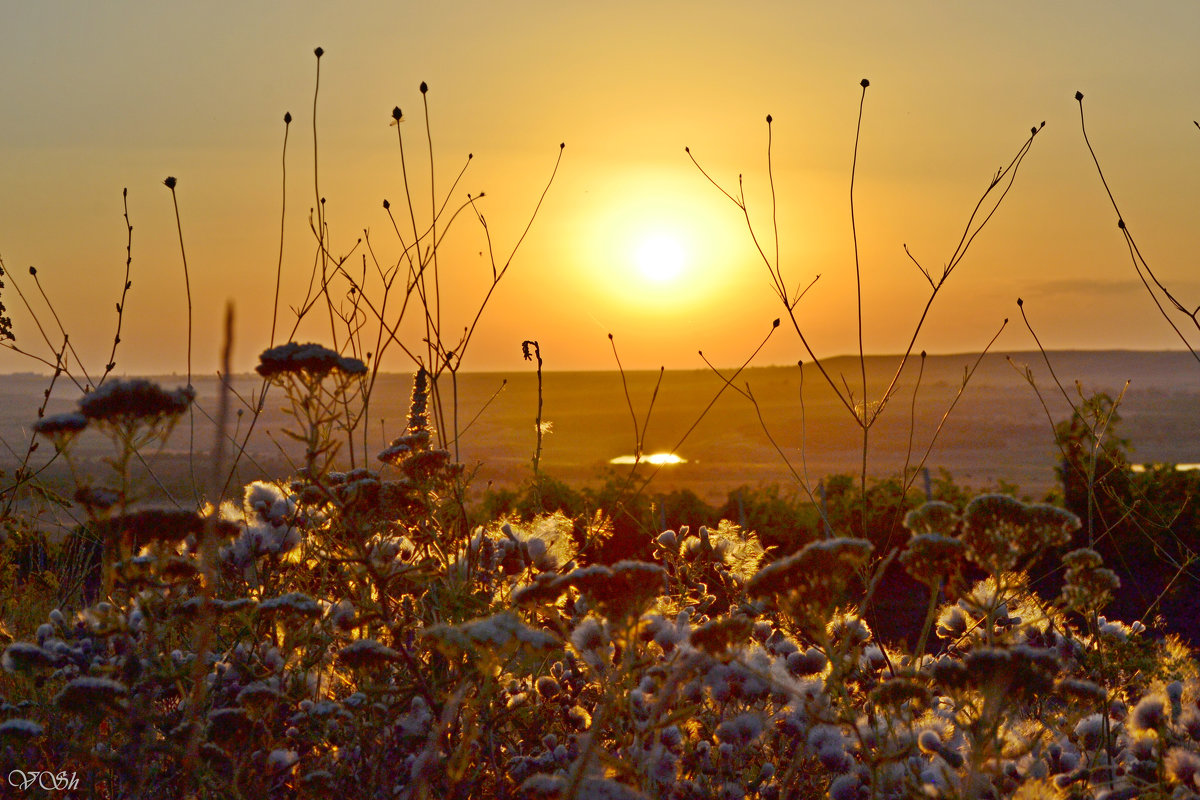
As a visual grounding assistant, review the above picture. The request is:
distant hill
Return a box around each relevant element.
[2,350,1197,502]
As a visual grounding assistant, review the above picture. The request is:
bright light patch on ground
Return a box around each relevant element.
[609,452,687,465]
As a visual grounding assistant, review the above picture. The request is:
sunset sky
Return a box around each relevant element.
[2,1,1198,376]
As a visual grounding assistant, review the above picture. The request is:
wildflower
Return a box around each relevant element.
[786,647,828,676]
[1061,547,1120,613]
[2,642,57,673]
[561,560,666,618]
[74,486,121,511]
[807,724,853,773]
[79,378,193,423]
[900,533,966,587]
[870,675,932,710]
[961,494,1079,574]
[534,675,560,698]
[236,680,283,709]
[424,611,560,664]
[1057,677,1107,706]
[566,705,591,729]
[1073,713,1108,751]
[569,616,613,670]
[746,538,871,631]
[521,774,566,797]
[1024,503,1081,548]
[1097,616,1144,642]
[1166,747,1200,786]
[918,728,965,768]
[32,411,88,440]
[935,603,969,641]
[715,712,765,746]
[244,481,295,525]
[1130,694,1168,733]
[690,614,754,655]
[206,707,255,744]
[255,342,366,378]
[960,493,1028,572]
[576,777,650,800]
[512,572,569,607]
[903,500,959,536]
[827,613,872,649]
[267,749,299,772]
[257,593,322,618]
[0,718,43,739]
[54,676,128,714]
[1180,707,1200,741]
[338,639,402,669]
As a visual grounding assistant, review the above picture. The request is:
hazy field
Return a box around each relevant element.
[4,349,1197,505]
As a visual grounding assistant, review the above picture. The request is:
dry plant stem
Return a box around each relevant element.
[456,144,565,367]
[630,318,780,503]
[392,96,445,442]
[522,340,544,475]
[901,352,927,491]
[902,319,1008,499]
[1,263,87,392]
[689,91,1043,507]
[311,48,339,349]
[698,353,824,520]
[422,85,443,374]
[164,178,201,508]
[1019,300,1076,410]
[912,576,942,659]
[0,347,68,519]
[1077,92,1200,359]
[101,187,134,381]
[1016,300,1129,546]
[182,303,234,775]
[29,269,93,389]
[607,335,665,489]
[453,378,506,442]
[850,82,870,522]
[269,113,292,347]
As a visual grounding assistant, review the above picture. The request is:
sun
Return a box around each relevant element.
[633,233,687,283]
[573,167,748,314]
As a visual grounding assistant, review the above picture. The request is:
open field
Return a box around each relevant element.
[4,349,1197,504]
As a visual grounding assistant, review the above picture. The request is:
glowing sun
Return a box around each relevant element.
[633,233,687,283]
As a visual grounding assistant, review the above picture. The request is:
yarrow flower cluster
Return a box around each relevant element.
[79,378,194,424]
[960,494,1080,573]
[255,342,366,379]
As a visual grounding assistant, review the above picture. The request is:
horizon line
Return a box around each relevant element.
[2,347,1194,380]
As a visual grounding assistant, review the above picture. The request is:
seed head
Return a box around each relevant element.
[79,378,194,424]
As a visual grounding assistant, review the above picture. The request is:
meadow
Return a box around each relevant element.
[2,52,1200,800]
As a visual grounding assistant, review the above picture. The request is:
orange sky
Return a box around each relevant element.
[2,2,1198,377]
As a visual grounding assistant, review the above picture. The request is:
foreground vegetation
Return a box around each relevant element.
[1,366,1199,799]
[2,50,1199,799]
